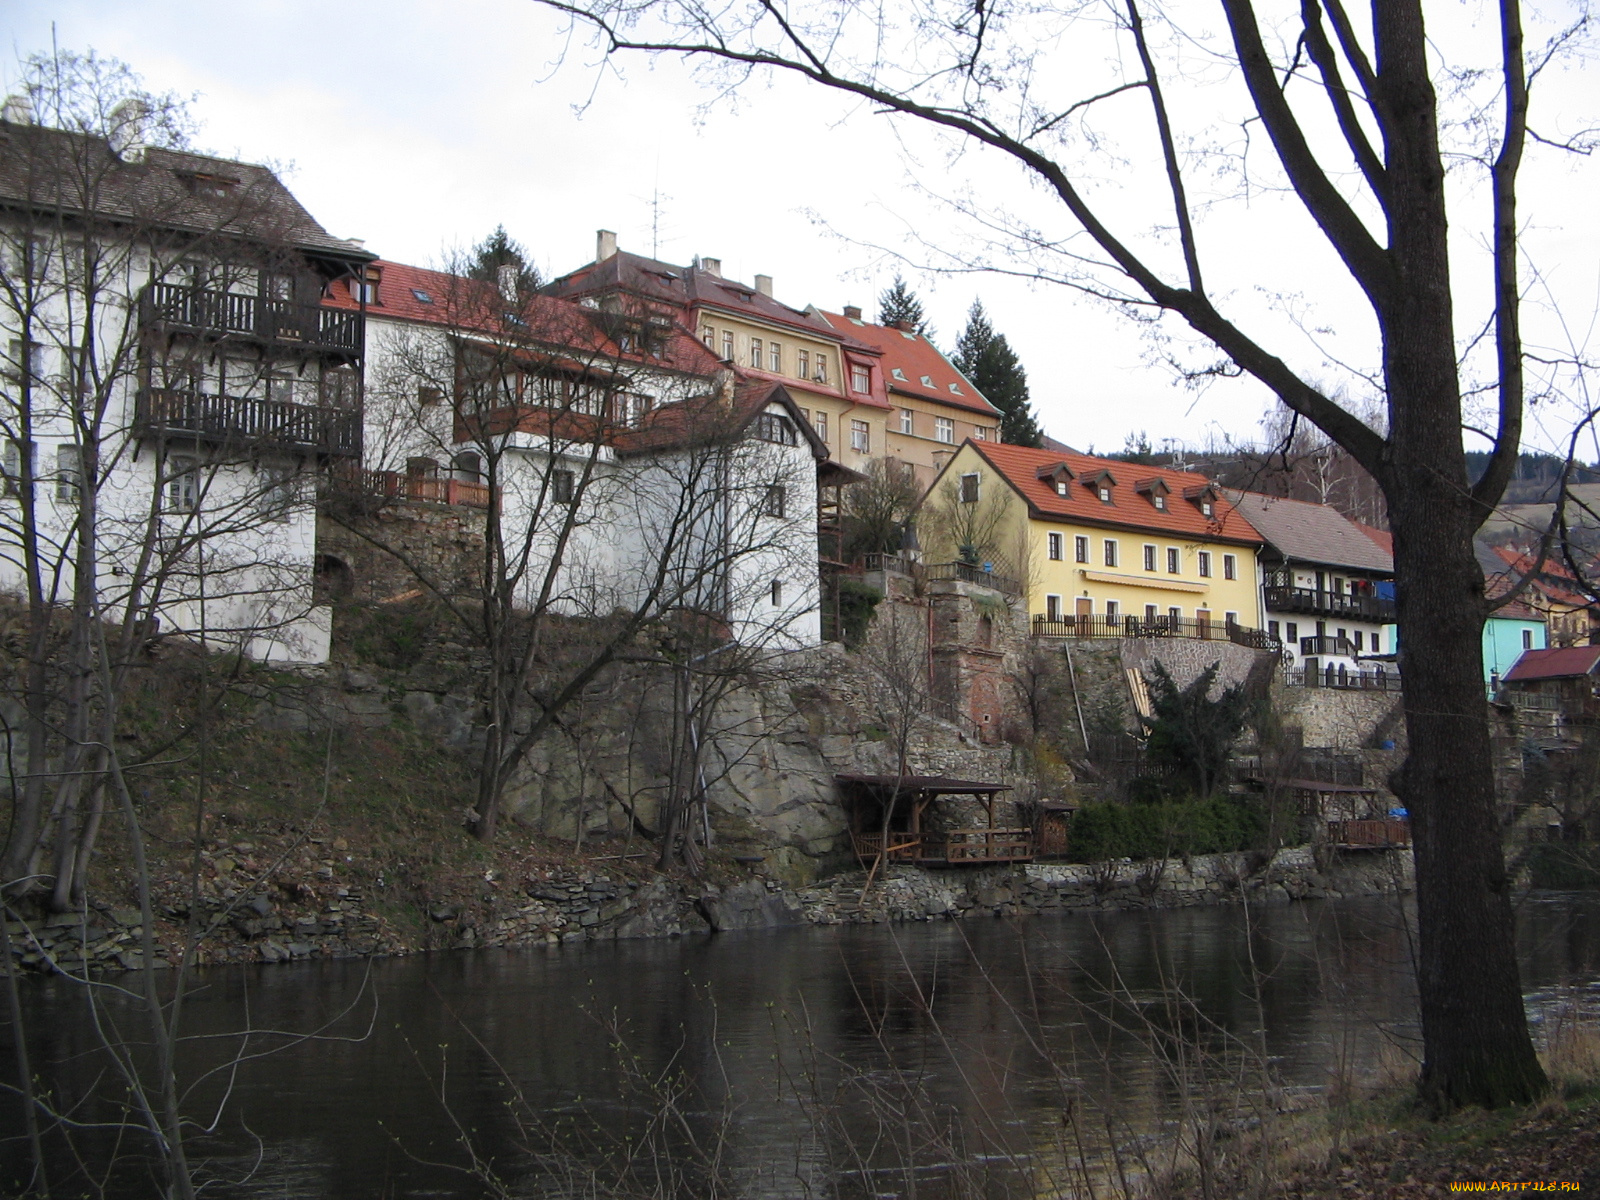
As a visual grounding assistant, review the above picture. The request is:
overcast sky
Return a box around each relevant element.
[5,1,1595,457]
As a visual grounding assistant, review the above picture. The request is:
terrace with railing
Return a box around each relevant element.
[324,464,493,509]
[141,283,364,355]
[1300,635,1356,657]
[1282,663,1402,691]
[1032,612,1280,651]
[134,387,361,457]
[1264,584,1396,622]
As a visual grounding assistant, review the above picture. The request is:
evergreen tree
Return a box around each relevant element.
[951,300,1042,447]
[876,274,931,335]
[467,225,540,297]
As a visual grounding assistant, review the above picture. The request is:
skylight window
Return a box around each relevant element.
[948,382,962,394]
[412,288,433,304]
[920,375,935,386]
[891,368,907,380]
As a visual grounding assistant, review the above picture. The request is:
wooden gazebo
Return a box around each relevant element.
[836,773,1032,866]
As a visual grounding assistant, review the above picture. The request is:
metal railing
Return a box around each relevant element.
[1265,585,1396,622]
[1283,664,1402,692]
[142,283,364,354]
[1032,613,1279,651]
[135,387,361,457]
[923,561,1022,595]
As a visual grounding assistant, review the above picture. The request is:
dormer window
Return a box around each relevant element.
[850,362,871,393]
[1135,477,1171,512]
[1098,487,1111,503]
[1154,495,1166,510]
[1080,468,1117,503]
[1036,461,1075,496]
[1183,483,1220,518]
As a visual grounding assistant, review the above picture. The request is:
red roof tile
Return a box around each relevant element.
[1503,645,1600,681]
[816,312,1000,418]
[963,442,1265,545]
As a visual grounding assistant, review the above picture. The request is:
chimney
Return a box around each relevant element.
[1,94,34,125]
[596,229,618,262]
[843,305,862,320]
[893,318,917,333]
[700,256,721,278]
[498,264,519,302]
[345,237,366,249]
[754,274,773,298]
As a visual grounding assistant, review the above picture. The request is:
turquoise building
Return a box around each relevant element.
[1483,600,1547,691]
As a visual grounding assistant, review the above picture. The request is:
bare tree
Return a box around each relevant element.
[537,0,1592,1108]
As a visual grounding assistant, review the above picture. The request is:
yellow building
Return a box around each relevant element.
[817,309,1002,489]
[922,442,1268,636]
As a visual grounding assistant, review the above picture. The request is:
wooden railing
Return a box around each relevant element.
[851,829,1036,865]
[1327,817,1410,848]
[326,465,492,509]
[1032,613,1280,651]
[135,387,361,457]
[1265,585,1395,622]
[924,561,1021,595]
[1284,664,1402,692]
[141,283,364,354]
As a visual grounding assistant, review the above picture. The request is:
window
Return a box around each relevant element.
[900,409,914,435]
[1268,620,1280,640]
[552,469,575,504]
[262,272,295,301]
[266,366,298,405]
[1167,547,1180,574]
[763,485,787,518]
[935,417,954,444]
[1223,553,1237,581]
[771,580,784,607]
[1197,551,1212,578]
[815,353,828,384]
[1200,500,1214,517]
[1225,611,1239,628]
[1153,494,1165,510]
[1169,606,1182,623]
[1143,544,1156,571]
[7,339,44,386]
[959,472,980,504]
[166,455,198,513]
[1048,532,1063,561]
[850,419,869,454]
[1046,594,1063,621]
[1353,631,1365,651]
[323,369,358,407]
[1074,535,1089,563]
[418,385,444,407]
[349,276,378,305]
[1145,604,1158,622]
[701,325,714,347]
[1098,486,1112,503]
[753,412,797,445]
[722,331,734,360]
[1523,628,1534,649]
[1105,600,1119,621]
[452,451,482,482]
[1103,539,1117,567]
[412,288,434,305]
[797,348,809,378]
[813,411,828,443]
[2,439,33,497]
[749,337,763,368]
[613,393,648,428]
[771,342,783,372]
[972,426,987,441]
[257,465,296,521]
[1285,621,1298,642]
[851,363,871,393]
[1055,478,1069,496]
[55,444,81,503]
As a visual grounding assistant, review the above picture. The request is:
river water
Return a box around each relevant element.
[4,892,1597,1198]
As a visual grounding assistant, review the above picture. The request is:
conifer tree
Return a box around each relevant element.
[951,300,1042,447]
[467,225,540,297]
[876,274,931,335]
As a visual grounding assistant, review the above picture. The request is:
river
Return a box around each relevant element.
[3,892,1597,1198]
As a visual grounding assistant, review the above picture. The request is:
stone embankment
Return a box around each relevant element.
[6,844,1412,974]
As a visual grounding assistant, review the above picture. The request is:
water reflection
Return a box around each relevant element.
[2,893,1595,1198]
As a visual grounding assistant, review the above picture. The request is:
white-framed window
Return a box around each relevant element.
[1105,600,1119,621]
[813,411,828,443]
[1048,532,1063,561]
[972,426,987,441]
[1046,594,1063,621]
[701,325,714,347]
[900,408,914,435]
[1103,539,1117,567]
[1200,499,1214,517]
[1167,547,1180,574]
[1197,550,1212,577]
[1170,606,1183,622]
[815,353,828,384]
[722,331,734,361]
[1098,485,1111,503]
[959,472,980,504]
[750,337,764,368]
[1153,493,1165,510]
[1055,478,1069,496]
[1225,611,1239,628]
[1074,535,1089,563]
[851,362,871,393]
[613,393,649,428]
[935,417,954,444]
[797,348,809,379]
[54,444,81,503]
[1223,553,1237,580]
[850,419,869,453]
[762,484,787,518]
[166,455,199,513]
[1143,544,1156,571]
[753,413,798,444]
[770,342,783,372]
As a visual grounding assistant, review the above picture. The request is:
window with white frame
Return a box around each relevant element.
[257,464,296,521]
[796,348,809,378]
[813,411,828,443]
[2,439,33,498]
[935,416,954,444]
[1143,544,1156,571]
[850,419,869,453]
[851,362,871,393]
[1105,600,1119,621]
[972,426,987,440]
[54,444,81,503]
[753,412,798,445]
[899,408,914,434]
[750,337,763,368]
[815,353,828,383]
[1223,553,1237,580]
[722,331,734,360]
[7,339,44,386]
[1167,546,1180,574]
[1103,539,1118,567]
[166,455,199,513]
[1074,535,1089,563]
[1197,550,1212,577]
[770,342,782,372]
[1046,594,1063,621]
[959,472,980,504]
[762,485,787,518]
[1048,532,1063,560]
[701,326,714,347]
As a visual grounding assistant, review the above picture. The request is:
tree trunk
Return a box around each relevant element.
[1377,0,1547,1109]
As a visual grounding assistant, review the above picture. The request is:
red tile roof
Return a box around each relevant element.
[1356,523,1393,556]
[1488,546,1592,608]
[963,442,1265,545]
[815,312,1000,418]
[1503,645,1600,682]
[612,380,826,458]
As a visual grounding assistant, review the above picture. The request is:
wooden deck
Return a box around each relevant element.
[1327,817,1411,849]
[852,828,1035,866]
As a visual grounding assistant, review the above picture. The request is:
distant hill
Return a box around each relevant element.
[1464,450,1600,502]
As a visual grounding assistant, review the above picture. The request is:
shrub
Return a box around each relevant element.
[1067,796,1265,862]
[1526,843,1600,888]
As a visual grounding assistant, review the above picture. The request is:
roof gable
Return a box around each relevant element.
[815,310,1000,417]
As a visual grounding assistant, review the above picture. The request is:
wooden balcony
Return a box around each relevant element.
[141,283,364,356]
[1033,613,1280,651]
[327,465,493,509]
[851,828,1035,866]
[135,387,361,457]
[1327,817,1411,849]
[1265,585,1395,622]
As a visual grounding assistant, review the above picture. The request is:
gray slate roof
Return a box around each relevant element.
[1226,491,1394,573]
[0,119,370,262]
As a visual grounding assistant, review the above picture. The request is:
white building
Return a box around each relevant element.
[0,103,371,663]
